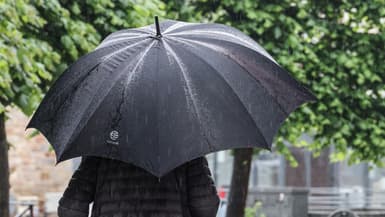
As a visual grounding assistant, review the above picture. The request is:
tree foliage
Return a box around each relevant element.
[1,0,165,116]
[166,0,385,166]
[0,0,60,115]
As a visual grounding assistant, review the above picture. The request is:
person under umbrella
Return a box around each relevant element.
[58,156,219,217]
[27,17,315,177]
[27,17,315,217]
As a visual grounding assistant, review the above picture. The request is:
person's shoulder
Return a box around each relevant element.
[188,156,208,165]
[185,156,209,172]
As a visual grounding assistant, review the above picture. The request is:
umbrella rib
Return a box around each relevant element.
[162,22,200,34]
[167,30,276,63]
[155,44,161,174]
[59,41,156,157]
[165,37,270,149]
[167,35,289,117]
[45,38,151,121]
[101,38,152,61]
[111,40,157,129]
[105,32,144,39]
[162,40,215,152]
[96,35,148,50]
[97,28,152,48]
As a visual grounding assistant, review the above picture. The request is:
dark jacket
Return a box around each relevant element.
[58,156,220,217]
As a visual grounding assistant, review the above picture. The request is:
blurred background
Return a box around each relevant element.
[1,0,384,217]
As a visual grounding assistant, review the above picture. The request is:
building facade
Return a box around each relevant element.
[207,147,385,190]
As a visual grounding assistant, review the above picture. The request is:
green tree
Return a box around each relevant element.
[165,1,385,217]
[166,0,385,162]
[0,0,164,215]
[0,2,61,215]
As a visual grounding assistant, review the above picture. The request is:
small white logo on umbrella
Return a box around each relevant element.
[110,130,119,140]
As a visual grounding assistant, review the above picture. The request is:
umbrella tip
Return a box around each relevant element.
[154,16,161,37]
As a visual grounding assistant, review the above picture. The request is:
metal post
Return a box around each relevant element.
[304,150,311,187]
[363,163,370,208]
[330,145,339,187]
[279,155,286,186]
[29,204,34,217]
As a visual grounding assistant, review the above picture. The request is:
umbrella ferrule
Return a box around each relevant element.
[154,16,162,37]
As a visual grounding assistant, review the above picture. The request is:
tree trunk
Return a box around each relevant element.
[0,114,9,217]
[226,148,253,217]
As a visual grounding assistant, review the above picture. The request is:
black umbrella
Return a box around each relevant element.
[27,17,315,177]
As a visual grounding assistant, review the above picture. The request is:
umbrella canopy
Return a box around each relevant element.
[27,17,316,177]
